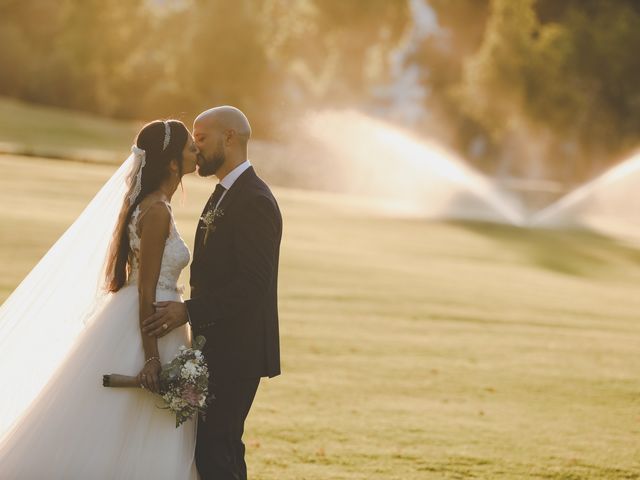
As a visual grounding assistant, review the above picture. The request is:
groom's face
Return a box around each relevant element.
[197,137,225,178]
[194,124,226,178]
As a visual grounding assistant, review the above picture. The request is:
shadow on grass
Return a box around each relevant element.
[444,220,640,278]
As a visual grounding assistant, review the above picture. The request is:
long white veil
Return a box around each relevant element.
[0,153,137,439]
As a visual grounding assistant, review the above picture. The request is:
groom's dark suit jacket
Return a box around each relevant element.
[186,167,282,382]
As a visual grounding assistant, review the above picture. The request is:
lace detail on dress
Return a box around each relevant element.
[127,201,190,293]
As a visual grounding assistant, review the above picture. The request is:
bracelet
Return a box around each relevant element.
[144,356,160,366]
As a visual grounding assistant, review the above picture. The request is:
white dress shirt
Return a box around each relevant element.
[215,160,252,208]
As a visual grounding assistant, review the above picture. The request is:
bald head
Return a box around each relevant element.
[193,106,252,179]
[194,106,251,145]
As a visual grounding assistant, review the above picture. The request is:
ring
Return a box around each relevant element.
[162,323,168,330]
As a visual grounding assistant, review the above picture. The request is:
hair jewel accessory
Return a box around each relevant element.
[128,145,147,204]
[163,122,171,151]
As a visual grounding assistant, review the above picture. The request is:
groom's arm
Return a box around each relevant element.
[185,194,280,328]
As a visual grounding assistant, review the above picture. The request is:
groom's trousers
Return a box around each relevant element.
[196,377,260,480]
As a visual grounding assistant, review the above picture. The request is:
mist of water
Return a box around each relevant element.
[296,109,640,242]
[301,110,525,225]
[531,151,640,241]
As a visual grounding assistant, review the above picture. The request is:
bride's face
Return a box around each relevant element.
[180,135,199,175]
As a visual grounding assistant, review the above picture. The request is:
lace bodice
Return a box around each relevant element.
[126,201,190,293]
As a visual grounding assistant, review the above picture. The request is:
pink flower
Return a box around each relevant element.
[182,384,201,407]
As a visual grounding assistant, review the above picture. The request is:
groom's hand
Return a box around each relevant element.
[142,301,188,338]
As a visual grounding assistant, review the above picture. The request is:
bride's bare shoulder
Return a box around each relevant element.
[137,196,171,237]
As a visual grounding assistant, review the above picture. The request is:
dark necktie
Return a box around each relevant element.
[208,183,227,211]
[196,183,227,248]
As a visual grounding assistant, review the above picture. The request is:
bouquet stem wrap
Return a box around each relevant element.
[102,374,140,388]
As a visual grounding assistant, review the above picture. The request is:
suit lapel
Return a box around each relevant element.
[194,199,212,251]
[215,167,255,213]
[193,167,256,257]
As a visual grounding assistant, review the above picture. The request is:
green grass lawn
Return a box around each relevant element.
[1,154,639,479]
[0,96,140,162]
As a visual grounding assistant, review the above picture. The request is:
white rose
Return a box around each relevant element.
[182,360,199,379]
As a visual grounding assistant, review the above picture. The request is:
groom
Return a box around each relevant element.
[143,106,282,479]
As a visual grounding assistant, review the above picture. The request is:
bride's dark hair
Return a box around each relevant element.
[105,120,189,293]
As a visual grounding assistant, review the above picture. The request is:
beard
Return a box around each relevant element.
[197,141,226,177]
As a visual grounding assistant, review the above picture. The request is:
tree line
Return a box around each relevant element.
[1,0,638,182]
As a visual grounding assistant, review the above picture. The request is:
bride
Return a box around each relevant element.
[0,120,201,479]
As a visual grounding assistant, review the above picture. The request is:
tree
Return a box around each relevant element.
[455,0,640,180]
[260,0,410,108]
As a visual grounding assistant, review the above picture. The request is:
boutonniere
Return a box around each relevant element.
[200,208,225,244]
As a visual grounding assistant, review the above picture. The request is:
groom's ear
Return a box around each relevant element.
[224,129,237,145]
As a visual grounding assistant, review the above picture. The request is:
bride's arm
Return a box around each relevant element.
[136,202,171,391]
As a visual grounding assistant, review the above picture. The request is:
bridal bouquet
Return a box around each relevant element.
[103,335,210,427]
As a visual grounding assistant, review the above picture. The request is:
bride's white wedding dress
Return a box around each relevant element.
[0,201,199,479]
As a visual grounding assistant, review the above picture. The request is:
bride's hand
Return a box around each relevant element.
[137,358,161,393]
